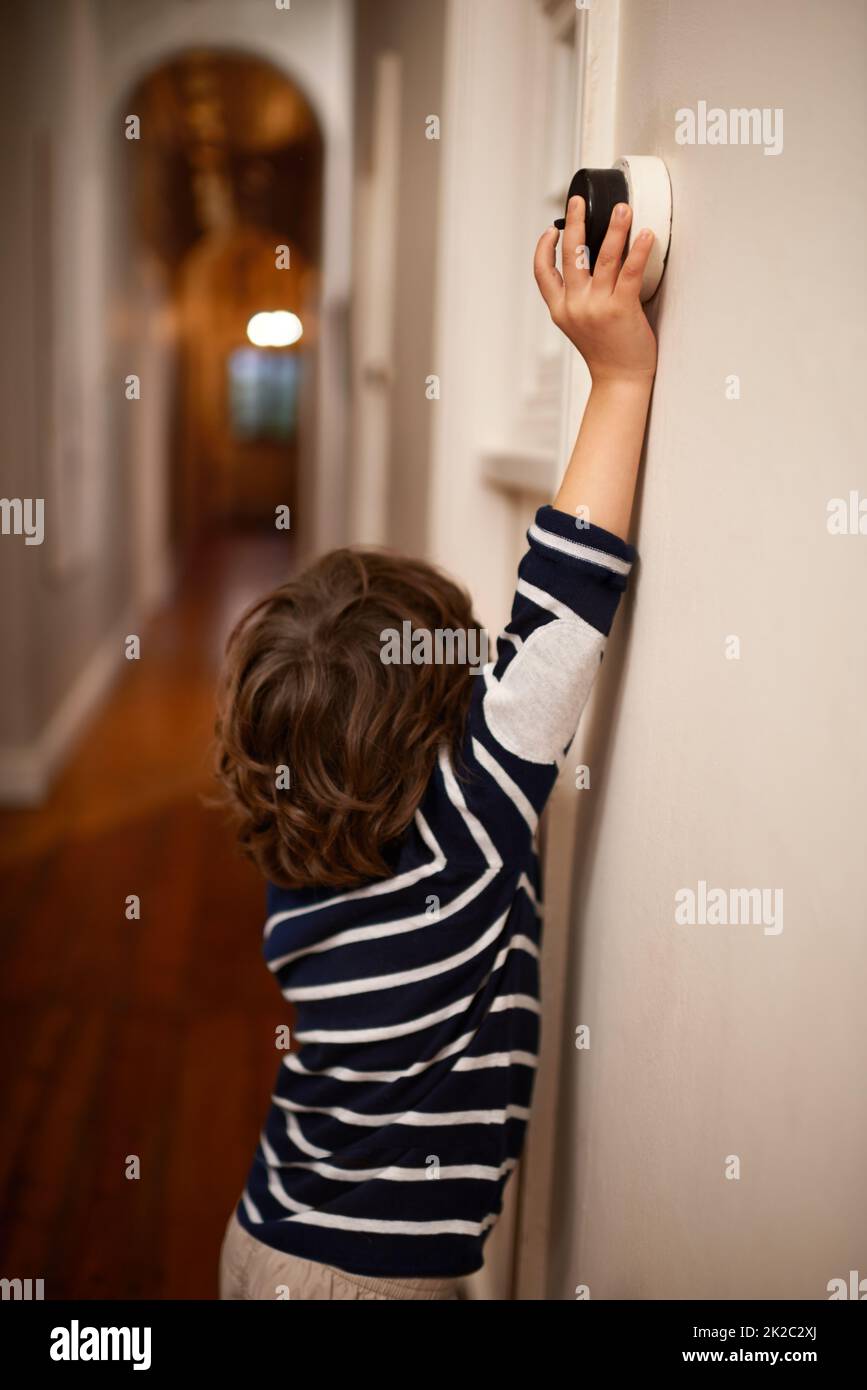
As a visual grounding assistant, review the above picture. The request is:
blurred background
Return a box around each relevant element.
[0,0,865,1301]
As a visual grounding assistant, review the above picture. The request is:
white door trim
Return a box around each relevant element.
[512,0,621,1302]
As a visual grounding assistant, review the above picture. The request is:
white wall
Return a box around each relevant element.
[544,0,867,1300]
[0,0,136,800]
[428,0,562,633]
[349,0,448,555]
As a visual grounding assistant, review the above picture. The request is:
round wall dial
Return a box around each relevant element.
[554,155,672,302]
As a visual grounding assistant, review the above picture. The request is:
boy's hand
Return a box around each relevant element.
[534,196,658,385]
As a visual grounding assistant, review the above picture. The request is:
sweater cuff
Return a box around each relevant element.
[528,505,637,589]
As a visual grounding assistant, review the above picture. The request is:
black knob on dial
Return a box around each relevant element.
[554,167,629,271]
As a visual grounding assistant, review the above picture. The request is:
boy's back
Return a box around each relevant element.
[232,504,634,1279]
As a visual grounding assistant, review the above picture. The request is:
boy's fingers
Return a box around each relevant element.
[592,202,632,294]
[533,227,565,312]
[613,226,655,303]
[562,195,590,295]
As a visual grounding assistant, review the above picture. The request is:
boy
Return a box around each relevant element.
[216,196,657,1299]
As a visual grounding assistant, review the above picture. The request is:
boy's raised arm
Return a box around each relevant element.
[534,195,657,539]
[450,198,658,855]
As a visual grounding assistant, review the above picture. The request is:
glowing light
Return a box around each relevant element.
[246,311,303,348]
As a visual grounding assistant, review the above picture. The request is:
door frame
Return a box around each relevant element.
[427,0,623,1298]
[508,0,623,1301]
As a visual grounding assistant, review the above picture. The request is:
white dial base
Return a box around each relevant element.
[613,155,672,301]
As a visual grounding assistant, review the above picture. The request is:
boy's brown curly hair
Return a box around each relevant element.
[214,547,479,890]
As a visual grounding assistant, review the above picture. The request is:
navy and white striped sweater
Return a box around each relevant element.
[236,504,635,1278]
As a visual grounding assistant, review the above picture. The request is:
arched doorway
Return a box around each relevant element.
[122,49,324,578]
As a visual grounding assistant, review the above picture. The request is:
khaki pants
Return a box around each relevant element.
[219,1209,463,1301]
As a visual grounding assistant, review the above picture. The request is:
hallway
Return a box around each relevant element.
[1,0,864,1315]
[0,533,295,1298]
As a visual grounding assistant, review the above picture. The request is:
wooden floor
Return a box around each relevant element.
[0,531,296,1299]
